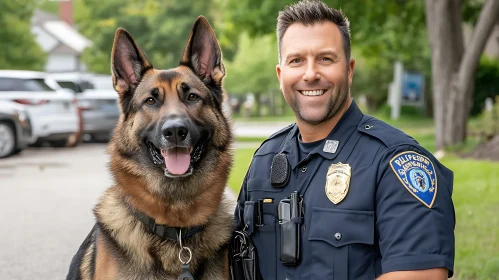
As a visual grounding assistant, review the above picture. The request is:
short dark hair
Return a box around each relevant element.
[276,0,351,64]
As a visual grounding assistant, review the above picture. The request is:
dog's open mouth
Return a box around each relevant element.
[147,141,203,178]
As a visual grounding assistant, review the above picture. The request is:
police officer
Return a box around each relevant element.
[234,1,455,279]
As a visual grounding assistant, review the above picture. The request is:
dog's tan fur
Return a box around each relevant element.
[66,16,234,280]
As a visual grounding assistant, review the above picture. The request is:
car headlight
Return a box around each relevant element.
[16,110,30,125]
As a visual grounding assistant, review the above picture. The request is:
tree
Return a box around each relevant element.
[224,33,280,116]
[0,0,46,70]
[220,0,433,108]
[74,0,219,73]
[425,0,499,151]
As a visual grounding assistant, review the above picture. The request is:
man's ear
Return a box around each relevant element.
[180,16,225,86]
[111,28,152,95]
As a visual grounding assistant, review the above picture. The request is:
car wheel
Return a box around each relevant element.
[0,122,16,158]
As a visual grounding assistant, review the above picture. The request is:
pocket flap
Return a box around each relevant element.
[247,178,282,192]
[308,208,374,247]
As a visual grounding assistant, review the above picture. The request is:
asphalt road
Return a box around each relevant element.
[0,143,239,280]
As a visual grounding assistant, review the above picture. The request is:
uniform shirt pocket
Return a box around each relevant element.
[247,178,283,193]
[307,208,375,280]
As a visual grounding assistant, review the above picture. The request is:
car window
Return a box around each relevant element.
[0,78,16,91]
[57,81,83,93]
[79,80,95,91]
[0,78,55,92]
[23,79,55,91]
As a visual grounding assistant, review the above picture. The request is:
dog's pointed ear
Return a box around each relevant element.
[111,28,152,95]
[181,16,225,86]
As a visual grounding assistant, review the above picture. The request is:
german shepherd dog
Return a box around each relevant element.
[66,16,233,280]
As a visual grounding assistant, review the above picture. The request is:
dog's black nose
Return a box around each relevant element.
[162,119,189,143]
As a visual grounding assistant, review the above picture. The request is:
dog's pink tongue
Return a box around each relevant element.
[161,148,191,175]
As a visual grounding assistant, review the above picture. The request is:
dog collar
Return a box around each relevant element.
[133,211,204,241]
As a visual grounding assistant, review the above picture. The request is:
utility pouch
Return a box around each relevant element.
[229,230,263,280]
[278,191,303,266]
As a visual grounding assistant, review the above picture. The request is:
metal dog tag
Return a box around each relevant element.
[178,264,194,280]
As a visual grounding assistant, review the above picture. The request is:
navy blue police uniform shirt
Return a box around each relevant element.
[234,101,455,279]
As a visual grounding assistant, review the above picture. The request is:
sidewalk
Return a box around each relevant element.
[232,121,292,138]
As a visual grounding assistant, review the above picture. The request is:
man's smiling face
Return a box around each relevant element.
[276,21,354,125]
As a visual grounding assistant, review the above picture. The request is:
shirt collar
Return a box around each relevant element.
[281,99,364,169]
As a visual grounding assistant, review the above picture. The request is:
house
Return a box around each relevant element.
[31,3,92,73]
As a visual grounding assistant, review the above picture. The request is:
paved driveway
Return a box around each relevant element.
[0,144,237,279]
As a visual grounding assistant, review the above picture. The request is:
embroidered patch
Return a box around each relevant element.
[389,151,437,208]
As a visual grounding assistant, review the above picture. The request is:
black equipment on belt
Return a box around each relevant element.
[278,191,304,266]
[229,230,263,280]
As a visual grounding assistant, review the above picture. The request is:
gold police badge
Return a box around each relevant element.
[326,162,351,204]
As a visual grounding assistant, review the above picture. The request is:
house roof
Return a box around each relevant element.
[43,21,92,53]
[31,10,92,55]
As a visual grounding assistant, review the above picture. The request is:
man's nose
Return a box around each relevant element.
[162,118,189,143]
[303,61,320,82]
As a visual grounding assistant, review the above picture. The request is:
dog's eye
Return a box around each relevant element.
[145,97,156,105]
[187,93,199,102]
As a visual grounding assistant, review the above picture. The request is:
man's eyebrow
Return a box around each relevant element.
[284,52,302,60]
[317,50,340,58]
[284,49,341,61]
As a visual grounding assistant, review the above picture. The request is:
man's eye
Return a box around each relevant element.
[290,58,301,64]
[321,57,332,62]
[187,93,199,102]
[145,97,156,105]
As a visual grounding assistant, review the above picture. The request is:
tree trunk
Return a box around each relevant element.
[425,0,499,151]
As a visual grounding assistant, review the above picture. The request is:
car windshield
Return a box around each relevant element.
[0,77,55,92]
[57,81,84,93]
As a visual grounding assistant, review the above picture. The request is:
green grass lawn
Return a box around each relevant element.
[228,113,499,279]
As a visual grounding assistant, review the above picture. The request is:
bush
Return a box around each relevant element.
[471,96,499,140]
[471,56,499,117]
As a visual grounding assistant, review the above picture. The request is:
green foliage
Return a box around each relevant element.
[471,56,499,116]
[471,96,499,139]
[222,0,432,109]
[74,0,219,74]
[0,0,46,70]
[224,33,279,95]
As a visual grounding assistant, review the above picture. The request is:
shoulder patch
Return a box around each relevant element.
[389,151,437,208]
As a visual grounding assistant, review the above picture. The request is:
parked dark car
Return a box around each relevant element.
[0,101,33,158]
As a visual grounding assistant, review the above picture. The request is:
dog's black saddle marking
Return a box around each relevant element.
[134,211,204,241]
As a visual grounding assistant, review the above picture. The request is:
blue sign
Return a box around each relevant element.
[402,72,424,102]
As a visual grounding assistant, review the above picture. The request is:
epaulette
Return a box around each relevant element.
[357,115,418,148]
[252,123,296,156]
[267,123,295,140]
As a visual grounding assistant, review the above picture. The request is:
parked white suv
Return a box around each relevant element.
[0,70,79,147]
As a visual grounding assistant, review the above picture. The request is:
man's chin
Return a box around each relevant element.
[296,111,331,125]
